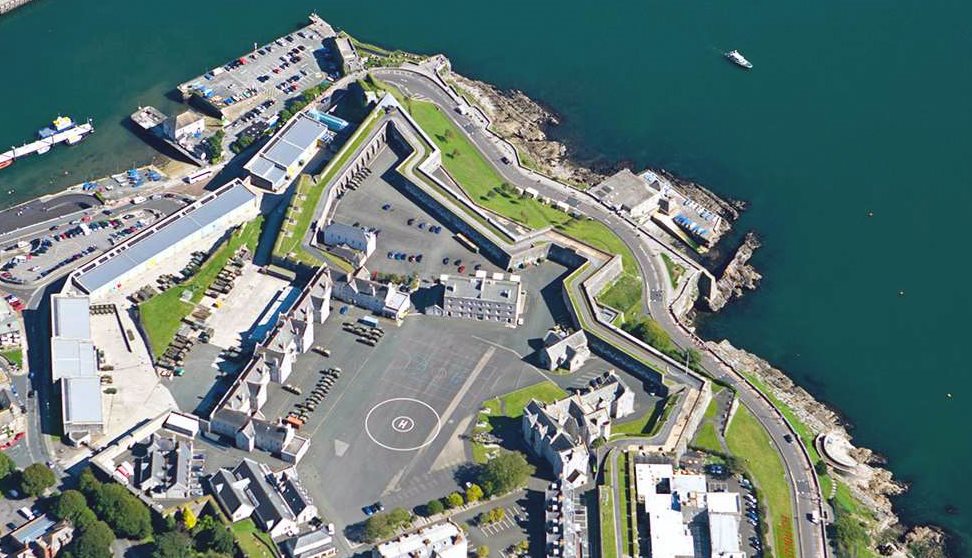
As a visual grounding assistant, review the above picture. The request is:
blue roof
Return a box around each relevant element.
[74,181,256,294]
[12,515,55,545]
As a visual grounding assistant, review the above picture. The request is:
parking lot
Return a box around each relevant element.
[329,147,503,280]
[180,22,338,119]
[0,198,183,287]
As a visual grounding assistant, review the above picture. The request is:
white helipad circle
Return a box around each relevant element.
[365,398,442,452]
[392,416,415,433]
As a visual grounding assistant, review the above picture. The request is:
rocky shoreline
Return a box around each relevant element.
[441,65,947,557]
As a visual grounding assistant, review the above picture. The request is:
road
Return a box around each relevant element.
[374,67,828,558]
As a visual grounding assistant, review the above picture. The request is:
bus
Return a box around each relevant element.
[184,168,213,184]
[454,232,479,254]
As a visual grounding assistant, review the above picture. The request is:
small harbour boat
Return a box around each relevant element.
[725,49,753,69]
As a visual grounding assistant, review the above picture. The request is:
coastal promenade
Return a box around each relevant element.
[374,66,829,558]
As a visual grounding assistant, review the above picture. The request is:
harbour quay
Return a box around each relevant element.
[0,0,36,15]
[176,14,342,121]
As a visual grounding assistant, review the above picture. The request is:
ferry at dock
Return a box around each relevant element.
[0,116,94,171]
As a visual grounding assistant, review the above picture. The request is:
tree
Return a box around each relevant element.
[465,483,484,503]
[424,499,445,516]
[445,491,464,509]
[78,468,102,498]
[477,451,535,497]
[0,451,15,480]
[181,506,197,530]
[20,463,56,496]
[53,490,92,525]
[66,520,115,558]
[193,516,235,555]
[153,531,193,558]
[93,483,152,539]
[362,508,413,542]
[476,545,490,558]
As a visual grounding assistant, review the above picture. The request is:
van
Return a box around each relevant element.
[18,506,35,520]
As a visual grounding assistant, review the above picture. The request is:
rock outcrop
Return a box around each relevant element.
[705,231,762,312]
[445,72,605,187]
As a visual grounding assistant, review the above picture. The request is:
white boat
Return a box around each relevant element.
[725,50,753,69]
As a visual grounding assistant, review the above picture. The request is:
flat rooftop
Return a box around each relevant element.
[442,273,521,304]
[52,294,90,339]
[63,376,104,425]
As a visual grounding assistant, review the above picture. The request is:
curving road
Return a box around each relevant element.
[374,67,828,558]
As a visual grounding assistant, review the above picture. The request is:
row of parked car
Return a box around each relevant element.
[285,367,342,428]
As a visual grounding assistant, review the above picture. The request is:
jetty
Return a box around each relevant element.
[130,106,207,166]
[0,119,94,168]
[0,0,37,15]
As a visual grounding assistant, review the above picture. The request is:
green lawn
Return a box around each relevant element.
[482,380,567,419]
[140,217,264,356]
[599,487,618,558]
[408,100,640,277]
[726,405,797,558]
[231,518,279,558]
[597,274,643,322]
[1,348,23,368]
[660,253,686,288]
[611,394,677,438]
[471,381,567,464]
[692,421,723,454]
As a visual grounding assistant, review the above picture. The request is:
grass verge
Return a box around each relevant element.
[726,404,797,558]
[660,253,685,288]
[1,348,23,368]
[139,217,263,356]
[611,394,677,438]
[272,108,383,265]
[599,486,618,558]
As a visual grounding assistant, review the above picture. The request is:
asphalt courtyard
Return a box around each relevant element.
[252,262,568,533]
[330,147,502,279]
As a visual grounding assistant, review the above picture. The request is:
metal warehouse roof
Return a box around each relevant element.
[51,294,90,339]
[74,182,256,294]
[51,337,97,382]
[63,376,104,425]
[246,114,328,172]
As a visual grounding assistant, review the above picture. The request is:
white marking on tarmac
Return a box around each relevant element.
[334,439,349,457]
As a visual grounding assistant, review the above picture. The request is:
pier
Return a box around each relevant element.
[0,121,94,167]
[0,0,37,15]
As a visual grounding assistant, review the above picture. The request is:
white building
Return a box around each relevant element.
[164,111,206,142]
[372,521,467,558]
[523,371,634,487]
[321,222,376,258]
[426,271,523,326]
[50,293,103,444]
[71,179,260,298]
[332,272,410,321]
[634,463,747,558]
[592,169,663,219]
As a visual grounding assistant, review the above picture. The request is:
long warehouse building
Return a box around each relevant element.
[71,179,259,298]
[50,293,104,446]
